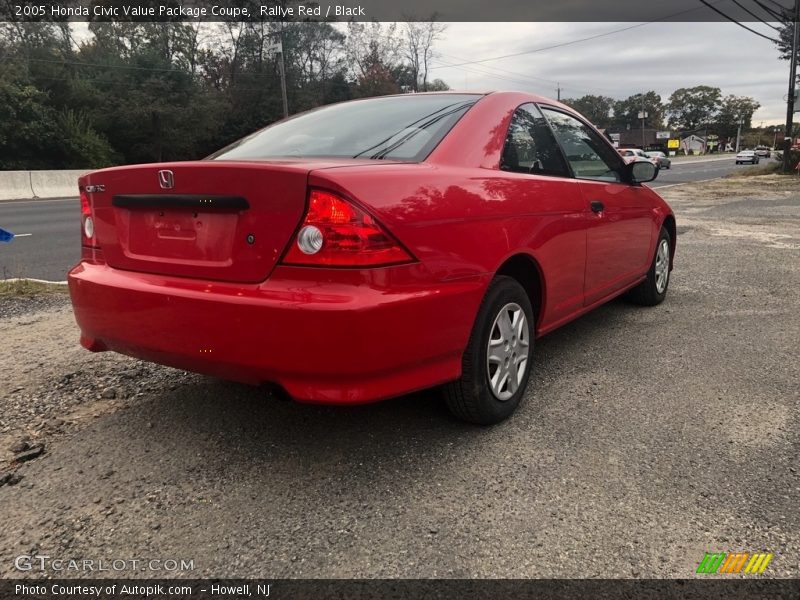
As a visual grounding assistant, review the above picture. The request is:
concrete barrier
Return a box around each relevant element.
[29,169,85,199]
[0,169,86,200]
[0,171,36,201]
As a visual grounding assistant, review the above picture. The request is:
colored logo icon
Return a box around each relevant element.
[697,552,773,574]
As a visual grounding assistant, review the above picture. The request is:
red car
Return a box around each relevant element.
[69,92,675,425]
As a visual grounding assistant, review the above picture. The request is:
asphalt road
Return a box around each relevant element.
[649,156,774,188]
[0,175,797,579]
[0,197,79,281]
[0,156,774,281]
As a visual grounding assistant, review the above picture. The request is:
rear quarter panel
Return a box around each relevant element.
[310,163,588,332]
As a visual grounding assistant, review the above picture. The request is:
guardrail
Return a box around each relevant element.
[0,170,86,201]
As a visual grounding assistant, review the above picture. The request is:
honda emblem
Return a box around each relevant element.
[158,170,174,189]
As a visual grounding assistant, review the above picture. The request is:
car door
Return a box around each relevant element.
[499,103,587,329]
[539,106,654,306]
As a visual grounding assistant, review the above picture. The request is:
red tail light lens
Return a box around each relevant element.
[281,189,415,267]
[80,188,99,248]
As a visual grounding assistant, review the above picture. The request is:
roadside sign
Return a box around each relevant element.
[656,131,670,139]
[667,139,680,149]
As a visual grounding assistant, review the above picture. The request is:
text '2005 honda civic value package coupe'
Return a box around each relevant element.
[69,91,675,425]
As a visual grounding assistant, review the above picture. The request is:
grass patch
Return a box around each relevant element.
[727,162,784,177]
[0,279,69,297]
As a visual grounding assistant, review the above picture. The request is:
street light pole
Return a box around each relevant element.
[638,96,648,149]
[783,0,800,172]
[735,116,742,153]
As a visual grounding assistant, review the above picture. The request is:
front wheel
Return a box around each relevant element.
[627,227,672,306]
[443,276,534,425]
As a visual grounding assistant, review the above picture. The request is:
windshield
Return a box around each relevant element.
[210,94,480,162]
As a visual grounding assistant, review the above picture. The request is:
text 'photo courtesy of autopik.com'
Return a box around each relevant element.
[0,0,798,598]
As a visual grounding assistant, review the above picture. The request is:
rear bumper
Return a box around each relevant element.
[68,261,487,404]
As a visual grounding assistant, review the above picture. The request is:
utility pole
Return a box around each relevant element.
[783,0,799,172]
[556,83,561,101]
[278,22,289,119]
[735,116,743,152]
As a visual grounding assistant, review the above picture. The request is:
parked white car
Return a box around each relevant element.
[735,150,760,165]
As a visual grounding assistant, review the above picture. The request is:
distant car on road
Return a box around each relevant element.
[618,148,660,169]
[645,151,671,169]
[754,146,771,158]
[735,150,760,165]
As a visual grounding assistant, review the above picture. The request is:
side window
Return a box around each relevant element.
[540,107,624,182]
[501,104,569,177]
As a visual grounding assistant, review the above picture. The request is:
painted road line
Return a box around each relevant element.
[0,197,78,205]
[12,233,33,237]
[1,277,68,285]
[650,178,721,190]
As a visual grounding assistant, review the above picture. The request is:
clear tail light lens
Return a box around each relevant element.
[281,189,414,267]
[80,188,99,248]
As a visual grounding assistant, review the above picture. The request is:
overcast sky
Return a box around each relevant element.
[430,22,789,126]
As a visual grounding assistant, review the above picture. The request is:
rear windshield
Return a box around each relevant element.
[210,94,480,162]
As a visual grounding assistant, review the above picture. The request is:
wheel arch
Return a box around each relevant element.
[494,253,546,332]
[661,214,677,266]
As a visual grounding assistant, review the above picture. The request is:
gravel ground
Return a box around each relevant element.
[0,175,797,579]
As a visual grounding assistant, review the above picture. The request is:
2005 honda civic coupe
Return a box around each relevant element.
[69,91,675,425]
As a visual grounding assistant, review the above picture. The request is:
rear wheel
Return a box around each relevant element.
[627,227,671,306]
[443,276,534,425]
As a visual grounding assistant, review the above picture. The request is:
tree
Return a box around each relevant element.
[427,78,450,91]
[713,95,761,140]
[666,86,722,131]
[612,92,664,130]
[0,20,448,168]
[345,22,402,97]
[562,94,614,127]
[402,18,446,92]
[775,11,796,63]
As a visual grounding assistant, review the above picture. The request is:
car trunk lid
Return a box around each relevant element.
[83,160,356,283]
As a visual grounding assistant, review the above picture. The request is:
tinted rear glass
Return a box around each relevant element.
[210,94,480,162]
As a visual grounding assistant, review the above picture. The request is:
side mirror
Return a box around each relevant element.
[627,160,657,184]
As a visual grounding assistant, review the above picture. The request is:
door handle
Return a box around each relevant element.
[590,200,605,213]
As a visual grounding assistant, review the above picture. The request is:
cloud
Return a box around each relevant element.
[432,22,789,124]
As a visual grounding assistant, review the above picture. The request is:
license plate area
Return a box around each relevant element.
[122,208,239,264]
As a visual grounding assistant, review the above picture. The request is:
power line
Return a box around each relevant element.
[429,57,563,94]
[728,0,782,28]
[429,0,731,72]
[437,52,559,85]
[752,0,790,20]
[697,0,780,42]
[759,0,793,12]
[429,23,657,71]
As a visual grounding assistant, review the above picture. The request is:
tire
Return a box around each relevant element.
[627,227,672,306]
[443,276,535,425]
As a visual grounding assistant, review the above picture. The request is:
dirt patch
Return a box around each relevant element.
[0,298,185,467]
[658,175,800,252]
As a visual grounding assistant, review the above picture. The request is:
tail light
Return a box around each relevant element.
[281,189,414,267]
[80,188,99,248]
